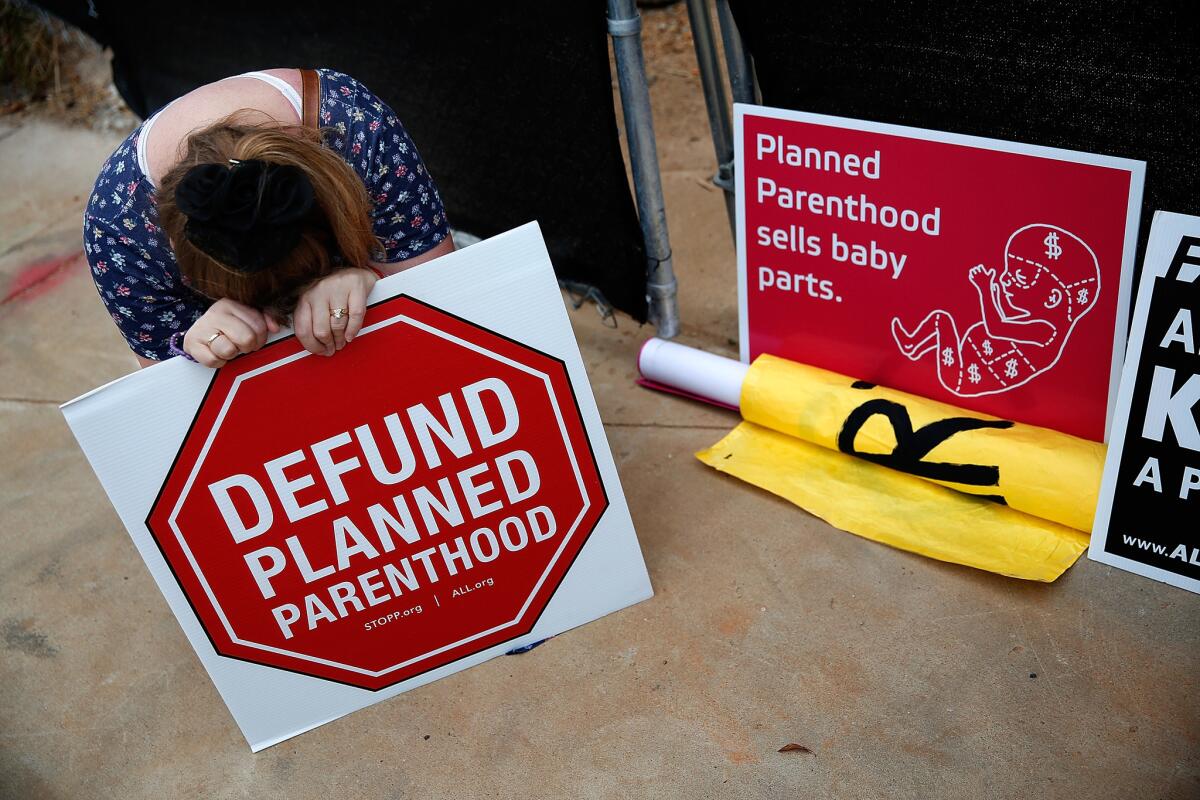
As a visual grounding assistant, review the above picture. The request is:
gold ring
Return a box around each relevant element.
[206,331,224,344]
[331,307,347,320]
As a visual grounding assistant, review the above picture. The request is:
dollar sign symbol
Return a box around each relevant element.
[1044,231,1062,260]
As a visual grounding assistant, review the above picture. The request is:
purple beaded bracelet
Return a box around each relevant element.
[167,330,198,363]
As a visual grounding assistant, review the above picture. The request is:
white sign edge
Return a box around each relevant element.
[60,221,654,749]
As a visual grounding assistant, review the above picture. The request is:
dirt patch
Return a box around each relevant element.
[2,616,59,658]
[0,0,136,131]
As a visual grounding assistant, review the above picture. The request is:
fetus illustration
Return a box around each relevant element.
[891,224,1100,397]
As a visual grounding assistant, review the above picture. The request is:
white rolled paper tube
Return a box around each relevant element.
[637,338,749,409]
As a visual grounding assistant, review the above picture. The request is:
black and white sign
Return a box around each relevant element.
[1090,211,1200,593]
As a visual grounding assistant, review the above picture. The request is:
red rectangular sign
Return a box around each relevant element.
[736,105,1145,441]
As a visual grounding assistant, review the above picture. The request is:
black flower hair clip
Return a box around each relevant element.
[175,158,316,273]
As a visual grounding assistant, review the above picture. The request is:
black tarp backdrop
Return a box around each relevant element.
[729,0,1199,285]
[39,0,650,321]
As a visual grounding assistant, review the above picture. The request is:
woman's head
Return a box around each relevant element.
[999,224,1100,322]
[158,114,379,320]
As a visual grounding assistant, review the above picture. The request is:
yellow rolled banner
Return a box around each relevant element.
[740,355,1105,533]
[699,423,1091,582]
[639,341,1103,581]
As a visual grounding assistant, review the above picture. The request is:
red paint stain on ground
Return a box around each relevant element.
[0,251,83,306]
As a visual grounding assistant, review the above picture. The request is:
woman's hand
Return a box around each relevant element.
[293,267,377,356]
[183,298,281,368]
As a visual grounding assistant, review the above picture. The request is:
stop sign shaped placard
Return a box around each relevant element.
[147,295,607,690]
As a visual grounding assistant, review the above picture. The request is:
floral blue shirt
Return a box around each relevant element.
[83,69,449,360]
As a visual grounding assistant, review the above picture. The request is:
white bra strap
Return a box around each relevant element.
[136,113,158,183]
[136,98,180,186]
[230,71,304,119]
[138,72,304,186]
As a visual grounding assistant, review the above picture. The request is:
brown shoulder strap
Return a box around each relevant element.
[300,68,319,130]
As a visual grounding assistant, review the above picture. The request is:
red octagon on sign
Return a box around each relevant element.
[147,295,607,690]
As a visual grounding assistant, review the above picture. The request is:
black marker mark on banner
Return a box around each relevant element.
[837,399,1014,493]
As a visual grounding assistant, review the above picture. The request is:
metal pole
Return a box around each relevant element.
[685,0,735,234]
[715,0,756,106]
[607,0,681,338]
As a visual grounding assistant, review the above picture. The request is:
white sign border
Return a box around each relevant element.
[61,222,653,750]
